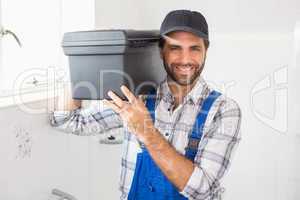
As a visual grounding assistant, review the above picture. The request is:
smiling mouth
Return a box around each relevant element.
[175,65,193,74]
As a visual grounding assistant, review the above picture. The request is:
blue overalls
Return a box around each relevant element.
[128,89,221,200]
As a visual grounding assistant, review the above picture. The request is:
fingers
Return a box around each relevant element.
[107,90,124,108]
[103,99,121,113]
[121,85,136,103]
[105,86,138,115]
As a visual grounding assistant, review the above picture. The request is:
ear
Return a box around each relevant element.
[204,49,208,58]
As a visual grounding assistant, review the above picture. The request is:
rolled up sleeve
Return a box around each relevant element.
[49,103,123,139]
[180,98,242,200]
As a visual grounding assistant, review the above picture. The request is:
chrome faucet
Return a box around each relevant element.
[0,26,22,47]
[51,188,78,200]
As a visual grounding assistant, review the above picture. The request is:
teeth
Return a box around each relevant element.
[176,66,192,71]
[179,65,191,68]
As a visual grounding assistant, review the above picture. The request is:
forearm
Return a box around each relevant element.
[143,128,194,191]
[50,85,123,138]
[50,104,123,136]
[50,108,90,135]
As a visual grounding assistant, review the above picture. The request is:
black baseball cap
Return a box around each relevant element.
[160,9,209,41]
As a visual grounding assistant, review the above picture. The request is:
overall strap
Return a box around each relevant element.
[145,88,157,121]
[185,90,221,161]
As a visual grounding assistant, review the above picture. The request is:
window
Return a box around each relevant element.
[0,0,95,97]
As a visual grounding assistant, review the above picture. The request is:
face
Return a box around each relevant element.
[160,31,207,86]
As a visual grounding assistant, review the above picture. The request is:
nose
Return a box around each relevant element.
[179,49,192,64]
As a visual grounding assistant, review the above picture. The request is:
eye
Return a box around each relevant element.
[169,45,180,50]
[191,46,202,51]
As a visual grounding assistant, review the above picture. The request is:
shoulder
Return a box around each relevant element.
[215,93,242,117]
[201,91,242,142]
[204,90,242,132]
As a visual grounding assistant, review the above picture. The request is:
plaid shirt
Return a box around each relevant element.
[50,75,242,200]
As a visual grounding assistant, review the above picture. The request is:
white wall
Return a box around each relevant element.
[0,99,122,200]
[95,0,299,33]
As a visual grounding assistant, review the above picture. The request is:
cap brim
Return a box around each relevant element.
[160,26,208,40]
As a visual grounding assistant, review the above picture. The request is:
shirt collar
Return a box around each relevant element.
[157,75,209,105]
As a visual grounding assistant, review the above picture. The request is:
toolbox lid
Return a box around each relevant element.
[62,29,160,47]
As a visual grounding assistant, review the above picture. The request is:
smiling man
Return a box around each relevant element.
[50,9,242,200]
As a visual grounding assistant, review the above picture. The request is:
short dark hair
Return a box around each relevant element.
[158,37,210,50]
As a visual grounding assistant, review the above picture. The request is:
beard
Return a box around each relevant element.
[162,57,206,86]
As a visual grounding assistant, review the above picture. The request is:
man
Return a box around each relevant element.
[50,9,242,200]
